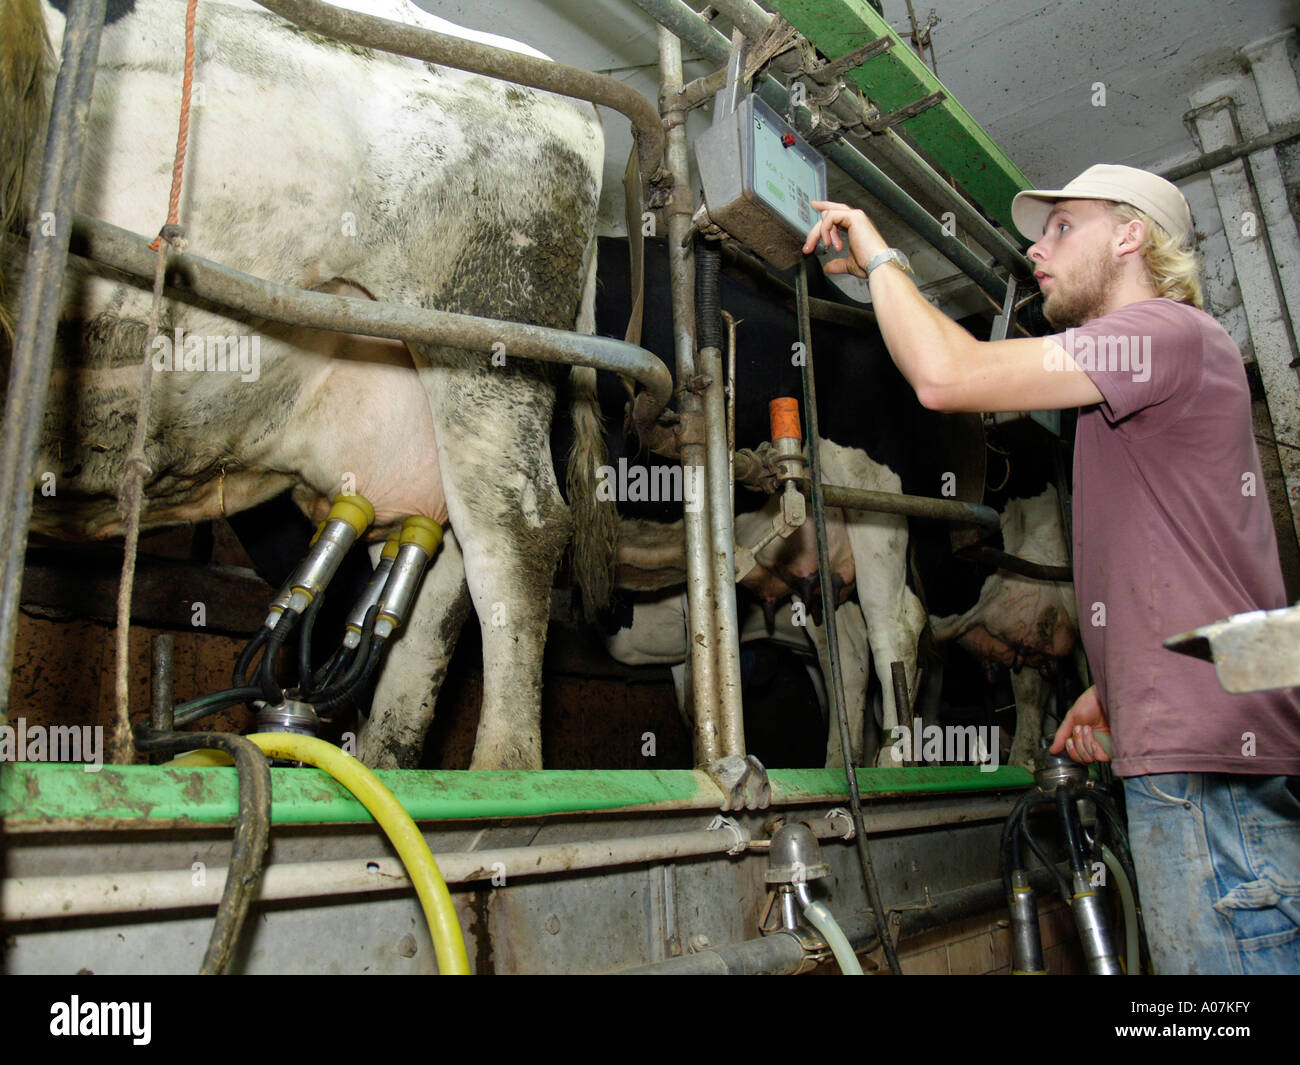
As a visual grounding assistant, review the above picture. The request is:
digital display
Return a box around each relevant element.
[749,102,823,236]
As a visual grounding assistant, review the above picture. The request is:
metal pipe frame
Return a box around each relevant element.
[629,0,1027,299]
[660,30,724,764]
[793,476,999,528]
[700,335,745,755]
[56,213,673,409]
[0,0,109,720]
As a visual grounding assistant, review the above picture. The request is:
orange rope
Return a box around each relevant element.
[148,0,198,251]
[117,0,200,761]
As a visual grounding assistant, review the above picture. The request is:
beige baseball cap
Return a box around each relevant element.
[1011,164,1193,246]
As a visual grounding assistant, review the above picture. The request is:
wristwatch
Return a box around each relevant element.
[864,248,912,278]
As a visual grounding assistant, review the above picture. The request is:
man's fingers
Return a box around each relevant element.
[1049,711,1076,754]
[820,256,866,278]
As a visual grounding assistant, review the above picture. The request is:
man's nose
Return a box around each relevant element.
[1027,240,1046,263]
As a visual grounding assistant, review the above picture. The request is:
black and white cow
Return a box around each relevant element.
[3,0,606,769]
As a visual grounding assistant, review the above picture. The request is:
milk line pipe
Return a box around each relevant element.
[0,0,109,721]
[660,27,723,763]
[627,0,1027,299]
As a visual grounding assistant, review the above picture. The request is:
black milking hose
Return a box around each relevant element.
[133,726,271,975]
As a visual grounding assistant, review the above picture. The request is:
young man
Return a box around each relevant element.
[804,164,1300,975]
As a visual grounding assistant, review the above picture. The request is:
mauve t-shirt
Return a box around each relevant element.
[1052,297,1300,777]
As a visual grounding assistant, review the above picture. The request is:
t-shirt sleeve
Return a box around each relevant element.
[1049,301,1205,437]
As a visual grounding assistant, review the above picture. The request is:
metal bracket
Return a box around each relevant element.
[989,275,1018,342]
[863,90,947,133]
[819,34,894,81]
[675,408,707,450]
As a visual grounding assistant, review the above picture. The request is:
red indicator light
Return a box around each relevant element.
[782,133,796,147]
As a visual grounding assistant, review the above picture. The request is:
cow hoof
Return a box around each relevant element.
[704,754,771,811]
[873,747,907,769]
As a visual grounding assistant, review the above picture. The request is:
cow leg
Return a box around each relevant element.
[803,598,871,768]
[1008,667,1050,768]
[359,531,471,769]
[820,442,926,768]
[418,359,569,771]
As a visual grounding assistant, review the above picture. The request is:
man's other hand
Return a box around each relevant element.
[1050,684,1112,763]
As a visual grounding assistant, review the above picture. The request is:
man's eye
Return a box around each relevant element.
[1058,223,1070,234]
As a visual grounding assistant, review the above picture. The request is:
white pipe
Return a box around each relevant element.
[2,798,1014,921]
[4,824,749,921]
[802,900,864,975]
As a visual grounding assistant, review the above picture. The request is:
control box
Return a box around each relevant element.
[696,94,828,269]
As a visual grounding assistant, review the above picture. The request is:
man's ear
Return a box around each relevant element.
[1115,217,1146,256]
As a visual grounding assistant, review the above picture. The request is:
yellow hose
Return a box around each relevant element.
[172,734,469,974]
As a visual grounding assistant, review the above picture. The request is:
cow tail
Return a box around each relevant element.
[0,0,52,348]
[567,234,617,618]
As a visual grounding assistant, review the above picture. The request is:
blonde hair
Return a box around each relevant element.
[1109,202,1204,309]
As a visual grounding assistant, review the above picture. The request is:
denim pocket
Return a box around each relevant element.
[1135,772,1200,809]
[1214,777,1300,959]
[1213,876,1300,952]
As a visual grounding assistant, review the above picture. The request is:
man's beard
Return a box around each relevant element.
[1042,255,1122,328]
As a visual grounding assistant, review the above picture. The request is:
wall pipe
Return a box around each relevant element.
[58,214,673,420]
[252,0,667,201]
[0,0,109,722]
[1160,116,1300,184]
[628,0,1020,303]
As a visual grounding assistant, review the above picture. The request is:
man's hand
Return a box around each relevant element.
[1049,684,1112,763]
[802,201,889,277]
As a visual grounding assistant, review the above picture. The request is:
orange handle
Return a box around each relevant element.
[769,397,802,443]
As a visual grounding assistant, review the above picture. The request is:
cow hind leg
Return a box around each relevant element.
[418,360,569,771]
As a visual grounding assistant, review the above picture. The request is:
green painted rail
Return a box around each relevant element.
[1,762,1032,828]
[772,0,1030,233]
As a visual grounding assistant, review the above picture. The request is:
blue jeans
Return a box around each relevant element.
[1122,773,1300,974]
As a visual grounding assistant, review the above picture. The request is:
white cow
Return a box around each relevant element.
[609,439,926,767]
[4,0,605,769]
